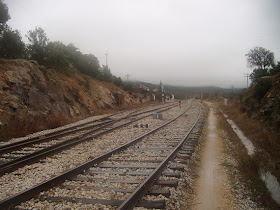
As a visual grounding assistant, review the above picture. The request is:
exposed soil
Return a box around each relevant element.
[193,103,235,209]
[0,59,153,141]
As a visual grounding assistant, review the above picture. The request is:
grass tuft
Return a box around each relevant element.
[47,113,65,129]
[217,104,279,209]
[0,111,67,142]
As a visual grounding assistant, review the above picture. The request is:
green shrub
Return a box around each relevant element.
[254,79,272,101]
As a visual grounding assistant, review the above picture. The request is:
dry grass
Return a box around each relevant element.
[216,101,279,209]
[218,99,280,176]
[0,111,68,142]
[217,112,276,208]
[202,101,210,116]
[0,111,45,141]
[47,113,65,129]
[0,100,163,142]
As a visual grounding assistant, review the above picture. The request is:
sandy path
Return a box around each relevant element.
[193,104,233,209]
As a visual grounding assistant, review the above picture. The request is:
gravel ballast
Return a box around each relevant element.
[1,101,191,200]
[15,100,201,209]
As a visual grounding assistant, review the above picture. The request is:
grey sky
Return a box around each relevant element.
[5,0,280,88]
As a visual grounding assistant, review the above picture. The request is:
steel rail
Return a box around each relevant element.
[0,102,149,149]
[0,115,114,149]
[0,102,177,155]
[0,103,178,176]
[0,119,114,155]
[118,102,202,209]
[0,101,191,210]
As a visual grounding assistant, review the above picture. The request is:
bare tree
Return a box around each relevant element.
[246,46,275,70]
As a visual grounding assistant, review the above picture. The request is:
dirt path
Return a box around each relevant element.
[193,103,234,209]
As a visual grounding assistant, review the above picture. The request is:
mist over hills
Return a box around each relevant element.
[132,80,242,99]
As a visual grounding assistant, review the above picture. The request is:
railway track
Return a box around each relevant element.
[0,100,204,209]
[0,103,177,176]
[0,102,176,154]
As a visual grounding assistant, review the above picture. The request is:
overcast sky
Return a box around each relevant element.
[5,0,280,88]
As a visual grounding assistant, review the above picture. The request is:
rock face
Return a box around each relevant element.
[241,73,280,132]
[0,59,151,139]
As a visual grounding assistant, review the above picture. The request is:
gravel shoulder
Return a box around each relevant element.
[191,103,262,209]
[192,103,234,209]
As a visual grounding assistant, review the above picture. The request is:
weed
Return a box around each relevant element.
[254,79,272,101]
[239,104,247,113]
[0,111,47,141]
[217,109,279,209]
[47,112,65,129]
[220,100,280,176]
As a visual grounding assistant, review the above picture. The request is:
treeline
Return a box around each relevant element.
[0,0,124,88]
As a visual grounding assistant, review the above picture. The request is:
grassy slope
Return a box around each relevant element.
[217,99,279,209]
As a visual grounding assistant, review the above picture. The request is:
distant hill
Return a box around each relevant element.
[132,80,242,99]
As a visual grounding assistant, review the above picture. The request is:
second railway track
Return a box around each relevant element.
[0,99,205,209]
[0,102,177,176]
[0,101,185,200]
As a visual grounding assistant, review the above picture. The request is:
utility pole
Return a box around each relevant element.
[105,51,109,67]
[160,81,164,104]
[244,73,250,88]
[230,85,235,94]
[125,74,130,82]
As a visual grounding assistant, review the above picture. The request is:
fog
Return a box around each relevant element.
[5,0,280,88]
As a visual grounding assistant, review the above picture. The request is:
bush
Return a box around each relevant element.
[254,79,272,101]
[270,62,280,75]
[47,113,65,129]
[250,68,269,83]
[0,28,26,59]
[239,104,247,113]
[0,111,46,141]
[113,76,123,87]
[45,41,69,70]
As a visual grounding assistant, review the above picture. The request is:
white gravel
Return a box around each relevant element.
[219,130,265,209]
[0,114,112,147]
[0,103,171,147]
[1,102,191,200]
[14,100,203,209]
[168,106,264,210]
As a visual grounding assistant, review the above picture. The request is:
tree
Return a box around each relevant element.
[270,62,280,75]
[65,43,81,66]
[0,28,26,58]
[99,65,112,81]
[249,68,269,83]
[45,41,69,69]
[26,27,48,64]
[113,76,123,87]
[246,47,275,83]
[75,54,100,77]
[246,47,275,70]
[0,0,10,35]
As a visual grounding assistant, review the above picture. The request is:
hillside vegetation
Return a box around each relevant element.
[241,73,280,132]
[218,73,280,207]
